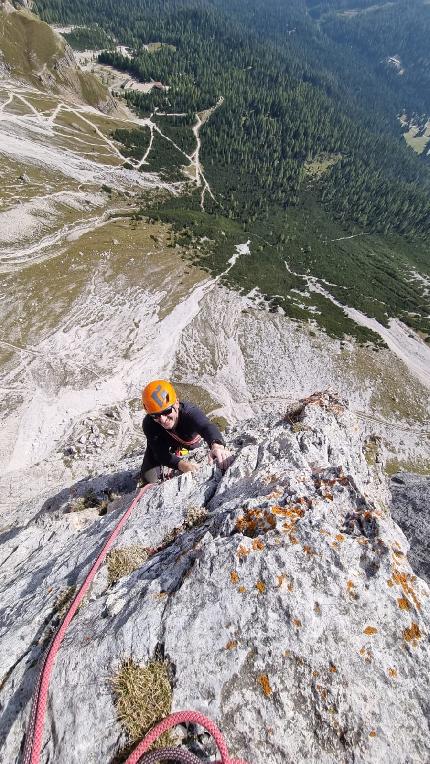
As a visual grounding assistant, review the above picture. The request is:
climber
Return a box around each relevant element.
[140,379,233,484]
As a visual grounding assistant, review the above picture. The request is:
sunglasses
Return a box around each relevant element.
[151,406,174,419]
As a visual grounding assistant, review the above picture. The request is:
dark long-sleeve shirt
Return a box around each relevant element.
[142,401,225,468]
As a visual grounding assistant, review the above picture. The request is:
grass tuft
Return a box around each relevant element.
[107,546,149,585]
[112,659,173,745]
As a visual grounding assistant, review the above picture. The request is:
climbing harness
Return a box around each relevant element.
[22,486,246,764]
[168,430,202,448]
[123,710,247,764]
[23,485,151,764]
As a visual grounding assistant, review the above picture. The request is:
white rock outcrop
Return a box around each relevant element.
[1,393,429,763]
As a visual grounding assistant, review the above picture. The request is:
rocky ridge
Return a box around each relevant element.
[0,392,429,763]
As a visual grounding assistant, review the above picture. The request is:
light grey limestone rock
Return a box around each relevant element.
[0,394,429,763]
[390,472,430,585]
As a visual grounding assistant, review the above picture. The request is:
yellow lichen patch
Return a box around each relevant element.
[369,730,377,738]
[225,640,238,650]
[312,670,320,678]
[393,550,405,558]
[256,580,266,594]
[403,622,422,643]
[387,579,394,587]
[252,538,265,551]
[397,597,411,611]
[230,571,239,584]
[237,544,250,559]
[335,534,345,542]
[238,585,247,593]
[258,674,272,697]
[363,626,378,636]
[388,667,398,678]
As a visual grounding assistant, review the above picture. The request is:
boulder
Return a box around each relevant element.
[0,393,429,763]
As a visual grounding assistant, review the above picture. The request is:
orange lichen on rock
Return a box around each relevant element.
[369,730,377,738]
[256,580,266,594]
[272,505,305,518]
[397,597,411,611]
[347,580,355,590]
[252,538,265,551]
[236,508,276,537]
[258,674,272,697]
[292,618,302,628]
[238,585,247,593]
[312,670,320,678]
[403,622,422,643]
[276,574,286,588]
[388,668,398,678]
[265,488,283,499]
[335,534,345,542]
[392,570,421,610]
[363,626,378,636]
[329,664,337,673]
[230,571,239,584]
[237,544,250,559]
[316,684,328,700]
[303,545,316,555]
[225,640,238,650]
[387,579,394,587]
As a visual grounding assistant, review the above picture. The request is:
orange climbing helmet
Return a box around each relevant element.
[142,379,177,414]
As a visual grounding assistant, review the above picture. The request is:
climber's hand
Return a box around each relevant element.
[178,460,199,475]
[210,443,233,471]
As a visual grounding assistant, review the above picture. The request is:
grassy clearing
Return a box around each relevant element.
[146,42,176,53]
[107,545,149,585]
[403,125,430,155]
[304,153,342,177]
[112,659,173,745]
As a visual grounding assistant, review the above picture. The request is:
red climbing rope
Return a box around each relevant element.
[23,486,248,764]
[135,747,202,764]
[124,711,248,764]
[23,485,152,764]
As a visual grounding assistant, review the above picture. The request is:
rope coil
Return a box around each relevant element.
[123,711,247,764]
